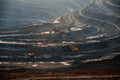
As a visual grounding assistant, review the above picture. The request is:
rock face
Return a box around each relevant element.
[0,0,120,71]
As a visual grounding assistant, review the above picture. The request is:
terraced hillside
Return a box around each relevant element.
[0,0,120,71]
[0,0,91,29]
